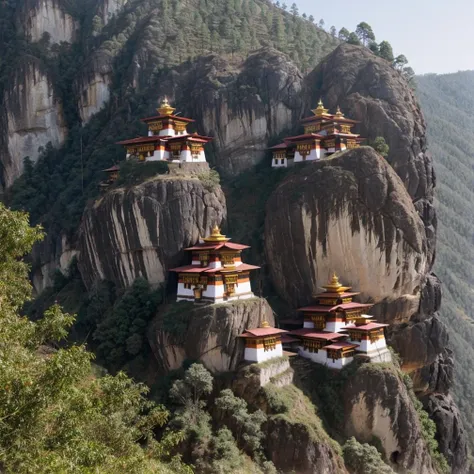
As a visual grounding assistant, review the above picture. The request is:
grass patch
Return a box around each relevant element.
[197,169,221,192]
[115,160,169,186]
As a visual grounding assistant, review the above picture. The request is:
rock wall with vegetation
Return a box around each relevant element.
[148,298,273,373]
[78,175,226,289]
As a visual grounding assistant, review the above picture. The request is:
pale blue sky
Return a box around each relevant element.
[295,0,474,74]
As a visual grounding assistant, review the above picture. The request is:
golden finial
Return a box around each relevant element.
[312,98,329,116]
[203,225,230,242]
[157,97,176,116]
[260,320,270,328]
[322,272,351,293]
[335,105,344,118]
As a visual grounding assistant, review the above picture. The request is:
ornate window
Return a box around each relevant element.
[303,339,325,353]
[310,314,326,330]
[263,337,278,352]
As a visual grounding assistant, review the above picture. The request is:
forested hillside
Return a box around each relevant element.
[417,71,474,449]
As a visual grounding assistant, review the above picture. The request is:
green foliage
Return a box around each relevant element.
[355,22,375,46]
[402,372,450,474]
[263,383,292,414]
[215,388,267,456]
[416,71,474,452]
[0,204,190,473]
[370,136,390,157]
[347,32,361,45]
[198,169,221,192]
[115,160,170,186]
[93,278,163,370]
[162,302,195,340]
[343,437,394,474]
[378,41,395,62]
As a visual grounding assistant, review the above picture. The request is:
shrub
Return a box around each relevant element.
[370,136,390,157]
[343,437,394,474]
[198,169,221,191]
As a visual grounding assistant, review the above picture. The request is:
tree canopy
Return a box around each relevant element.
[0,203,190,473]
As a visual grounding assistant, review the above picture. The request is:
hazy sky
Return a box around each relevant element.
[296,0,474,74]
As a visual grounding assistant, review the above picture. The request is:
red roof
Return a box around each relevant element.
[240,327,288,338]
[116,136,164,145]
[298,302,373,313]
[347,322,389,331]
[324,342,359,351]
[185,242,250,251]
[284,133,323,142]
[141,114,195,123]
[170,263,260,273]
[301,115,359,125]
[166,133,213,143]
[314,291,360,299]
[281,335,300,344]
[269,143,288,150]
[102,165,120,172]
[290,329,347,341]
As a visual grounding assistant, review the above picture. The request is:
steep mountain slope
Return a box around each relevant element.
[417,71,474,451]
[0,0,468,472]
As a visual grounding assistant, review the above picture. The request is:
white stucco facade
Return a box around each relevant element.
[244,343,283,363]
[176,280,254,304]
[298,346,354,369]
[294,147,321,163]
[272,157,288,168]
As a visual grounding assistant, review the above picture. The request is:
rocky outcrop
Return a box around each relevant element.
[136,49,305,177]
[76,51,114,123]
[265,417,346,474]
[148,298,272,373]
[20,0,78,44]
[77,175,226,289]
[305,44,436,268]
[31,232,77,294]
[265,147,427,309]
[96,0,128,26]
[421,394,468,474]
[344,364,435,474]
[1,59,67,188]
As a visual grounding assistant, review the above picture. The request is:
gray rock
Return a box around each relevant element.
[421,393,468,474]
[77,176,226,289]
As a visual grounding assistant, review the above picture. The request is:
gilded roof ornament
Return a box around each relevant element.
[203,225,230,242]
[157,97,176,116]
[312,98,329,116]
[260,319,270,328]
[322,272,352,293]
[335,106,344,118]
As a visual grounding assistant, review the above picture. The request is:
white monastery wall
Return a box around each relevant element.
[245,343,283,363]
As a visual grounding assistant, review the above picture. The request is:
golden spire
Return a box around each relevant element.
[260,319,270,328]
[203,225,230,242]
[312,98,329,116]
[322,272,351,293]
[335,105,344,118]
[157,97,176,116]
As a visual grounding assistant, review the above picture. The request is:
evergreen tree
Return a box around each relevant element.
[393,54,408,70]
[338,27,350,40]
[318,18,325,29]
[347,32,361,45]
[379,40,394,62]
[290,2,299,16]
[355,22,375,46]
[330,25,337,37]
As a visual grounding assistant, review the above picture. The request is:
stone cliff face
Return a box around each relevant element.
[1,59,67,189]
[304,44,436,268]
[75,51,114,124]
[96,0,127,25]
[344,365,435,474]
[141,49,305,177]
[265,147,427,309]
[148,298,273,373]
[264,44,468,473]
[19,0,78,44]
[77,175,226,289]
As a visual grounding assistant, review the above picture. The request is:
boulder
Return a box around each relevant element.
[264,147,427,311]
[77,176,226,289]
[148,298,272,373]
